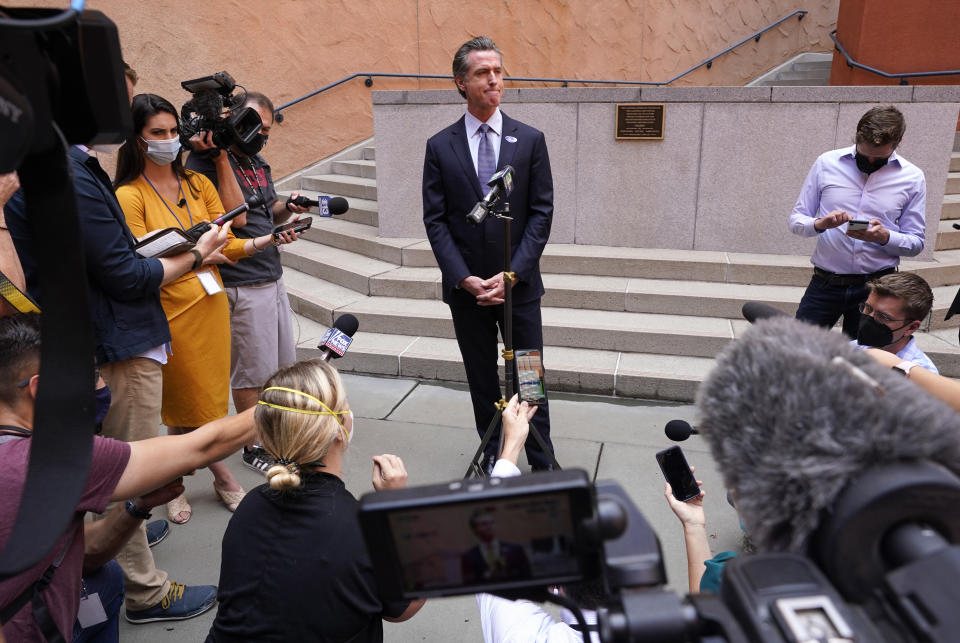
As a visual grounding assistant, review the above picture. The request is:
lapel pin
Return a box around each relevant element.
[504,136,517,143]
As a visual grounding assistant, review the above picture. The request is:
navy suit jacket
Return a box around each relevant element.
[4,147,170,364]
[423,111,553,306]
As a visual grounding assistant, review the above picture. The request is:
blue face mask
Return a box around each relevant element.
[94,385,112,428]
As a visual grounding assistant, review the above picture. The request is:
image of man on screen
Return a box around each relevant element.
[461,507,531,584]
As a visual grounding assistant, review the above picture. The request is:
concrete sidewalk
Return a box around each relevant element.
[119,374,745,642]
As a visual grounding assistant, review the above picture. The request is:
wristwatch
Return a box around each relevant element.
[125,499,152,520]
[892,361,918,378]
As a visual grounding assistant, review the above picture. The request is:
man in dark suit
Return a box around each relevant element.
[460,508,531,584]
[423,36,554,473]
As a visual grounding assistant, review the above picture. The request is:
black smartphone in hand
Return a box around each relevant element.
[656,446,701,502]
[272,216,312,239]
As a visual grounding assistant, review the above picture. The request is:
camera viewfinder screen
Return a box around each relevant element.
[386,491,581,594]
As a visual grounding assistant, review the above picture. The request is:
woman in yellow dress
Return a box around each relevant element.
[114,93,298,523]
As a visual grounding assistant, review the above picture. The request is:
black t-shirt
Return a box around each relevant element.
[185,151,282,287]
[206,473,409,643]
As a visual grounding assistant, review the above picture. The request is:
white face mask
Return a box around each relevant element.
[140,136,181,165]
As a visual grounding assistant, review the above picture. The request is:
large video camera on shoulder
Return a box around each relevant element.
[359,465,960,642]
[179,71,264,156]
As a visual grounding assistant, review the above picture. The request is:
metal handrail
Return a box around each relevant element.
[275,9,808,120]
[830,30,960,85]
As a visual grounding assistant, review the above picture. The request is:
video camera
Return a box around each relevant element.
[179,71,264,156]
[359,466,960,642]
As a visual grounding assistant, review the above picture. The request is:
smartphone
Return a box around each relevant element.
[515,349,547,405]
[272,216,313,239]
[656,446,701,502]
[847,219,870,231]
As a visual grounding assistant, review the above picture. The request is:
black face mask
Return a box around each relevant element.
[855,151,888,175]
[857,314,909,348]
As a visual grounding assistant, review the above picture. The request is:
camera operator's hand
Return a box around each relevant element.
[499,394,536,465]
[189,130,218,155]
[372,454,408,491]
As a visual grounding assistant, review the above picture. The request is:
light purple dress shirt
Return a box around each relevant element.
[788,145,926,274]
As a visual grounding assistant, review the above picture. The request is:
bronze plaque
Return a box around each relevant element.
[615,103,664,140]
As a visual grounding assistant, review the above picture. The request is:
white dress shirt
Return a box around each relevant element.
[465,108,503,174]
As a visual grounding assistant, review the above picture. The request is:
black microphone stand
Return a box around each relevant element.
[464,202,560,478]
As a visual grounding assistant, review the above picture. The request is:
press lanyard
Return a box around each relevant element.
[228,152,268,206]
[143,175,194,230]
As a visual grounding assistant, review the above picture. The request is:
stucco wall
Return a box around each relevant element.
[7,0,837,178]
[373,86,960,256]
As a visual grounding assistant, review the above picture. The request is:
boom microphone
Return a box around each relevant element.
[664,419,697,441]
[287,195,349,216]
[696,316,960,555]
[318,313,359,361]
[741,301,789,323]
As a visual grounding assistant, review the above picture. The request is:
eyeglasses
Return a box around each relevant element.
[858,302,905,325]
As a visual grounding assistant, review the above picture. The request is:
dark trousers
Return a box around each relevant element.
[73,560,124,643]
[795,274,869,339]
[449,298,553,468]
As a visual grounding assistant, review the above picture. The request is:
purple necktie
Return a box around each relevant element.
[477,123,496,192]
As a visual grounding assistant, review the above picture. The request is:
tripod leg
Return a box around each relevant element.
[464,405,505,479]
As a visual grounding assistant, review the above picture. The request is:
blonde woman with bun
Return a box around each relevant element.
[205,360,425,642]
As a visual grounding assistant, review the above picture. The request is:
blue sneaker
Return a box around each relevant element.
[146,520,169,548]
[124,582,217,623]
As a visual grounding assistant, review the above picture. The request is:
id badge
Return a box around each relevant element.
[77,592,108,628]
[196,270,223,296]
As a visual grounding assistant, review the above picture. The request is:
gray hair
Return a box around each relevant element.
[452,36,502,99]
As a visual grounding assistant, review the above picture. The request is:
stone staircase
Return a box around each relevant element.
[275,139,960,402]
[747,52,834,87]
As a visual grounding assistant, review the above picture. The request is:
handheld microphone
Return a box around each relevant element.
[286,195,349,217]
[664,419,698,441]
[466,165,515,225]
[318,313,359,361]
[184,195,264,240]
[741,301,790,323]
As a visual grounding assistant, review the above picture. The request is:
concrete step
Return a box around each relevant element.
[760,78,828,86]
[943,194,960,220]
[775,70,831,82]
[300,173,378,201]
[362,146,376,161]
[287,283,746,358]
[790,60,833,72]
[297,218,419,264]
[948,172,960,194]
[936,218,960,251]
[951,153,960,173]
[291,315,714,401]
[331,159,377,180]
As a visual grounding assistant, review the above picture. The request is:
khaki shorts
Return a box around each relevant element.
[226,278,296,389]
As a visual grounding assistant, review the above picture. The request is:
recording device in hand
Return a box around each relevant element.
[664,419,698,442]
[466,165,515,225]
[318,313,359,361]
[183,195,262,240]
[286,195,349,216]
[179,71,264,155]
[515,349,547,405]
[656,446,700,502]
[272,217,312,239]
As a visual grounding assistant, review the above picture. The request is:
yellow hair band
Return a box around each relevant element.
[257,386,347,428]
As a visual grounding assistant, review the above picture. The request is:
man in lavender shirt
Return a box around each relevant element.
[788,105,926,338]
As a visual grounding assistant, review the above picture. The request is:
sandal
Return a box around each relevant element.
[213,482,246,512]
[167,493,192,524]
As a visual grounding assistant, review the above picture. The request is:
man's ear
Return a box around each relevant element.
[27,374,39,401]
[903,320,921,337]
